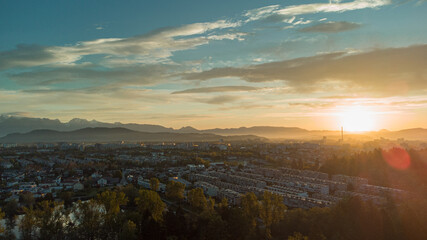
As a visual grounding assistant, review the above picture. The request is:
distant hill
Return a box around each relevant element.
[0,127,264,144]
[200,126,310,139]
[370,128,427,141]
[0,116,426,141]
[0,116,174,137]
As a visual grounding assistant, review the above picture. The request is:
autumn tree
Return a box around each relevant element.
[96,190,128,238]
[121,184,138,206]
[20,192,35,208]
[0,208,4,234]
[288,232,309,240]
[206,197,215,212]
[150,177,160,191]
[34,201,68,240]
[260,191,287,239]
[72,200,105,240]
[240,192,260,230]
[19,207,37,240]
[119,220,137,240]
[135,189,166,222]
[3,200,18,228]
[187,187,207,210]
[166,181,185,200]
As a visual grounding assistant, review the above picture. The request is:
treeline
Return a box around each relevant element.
[0,183,287,240]
[320,148,427,195]
[1,184,427,239]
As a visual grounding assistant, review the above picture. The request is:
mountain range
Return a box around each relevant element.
[0,116,427,142]
[0,127,264,144]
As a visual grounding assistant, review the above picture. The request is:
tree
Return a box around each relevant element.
[96,190,128,216]
[96,190,128,238]
[34,201,68,240]
[260,191,287,239]
[135,189,166,222]
[288,232,309,240]
[19,207,37,240]
[240,192,260,229]
[218,197,228,209]
[72,200,105,240]
[119,220,137,240]
[122,184,138,207]
[20,192,35,208]
[187,188,207,210]
[0,208,4,234]
[206,197,215,212]
[3,200,18,228]
[150,177,160,191]
[165,181,185,200]
[59,191,74,207]
[113,170,122,179]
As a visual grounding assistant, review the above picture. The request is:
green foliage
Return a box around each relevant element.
[166,181,185,200]
[135,189,166,222]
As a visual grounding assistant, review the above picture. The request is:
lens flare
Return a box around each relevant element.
[381,147,411,170]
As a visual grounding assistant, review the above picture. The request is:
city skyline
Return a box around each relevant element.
[1,0,427,131]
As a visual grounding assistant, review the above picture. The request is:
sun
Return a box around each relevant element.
[338,106,376,132]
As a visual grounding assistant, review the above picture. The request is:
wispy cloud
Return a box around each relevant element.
[199,95,241,105]
[299,21,362,33]
[8,64,175,87]
[0,20,241,70]
[244,0,391,22]
[172,86,259,94]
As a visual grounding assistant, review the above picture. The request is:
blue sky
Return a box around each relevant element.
[0,0,426,130]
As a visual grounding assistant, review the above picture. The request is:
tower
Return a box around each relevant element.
[341,126,344,141]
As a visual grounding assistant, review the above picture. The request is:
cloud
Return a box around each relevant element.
[276,0,391,16]
[0,112,32,118]
[0,1,392,71]
[183,44,427,96]
[8,64,175,86]
[0,20,241,70]
[299,21,362,33]
[200,95,241,105]
[172,86,259,94]
[0,44,81,70]
[245,0,391,22]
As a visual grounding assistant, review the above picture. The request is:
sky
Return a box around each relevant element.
[0,0,426,131]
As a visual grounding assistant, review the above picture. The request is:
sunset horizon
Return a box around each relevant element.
[1,0,427,132]
[1,1,427,238]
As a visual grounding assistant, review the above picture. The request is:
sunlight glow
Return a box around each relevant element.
[338,106,376,132]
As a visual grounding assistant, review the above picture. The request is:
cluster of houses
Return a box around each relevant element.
[187,166,410,209]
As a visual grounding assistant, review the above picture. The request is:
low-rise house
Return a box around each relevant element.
[73,182,84,191]
[97,178,107,187]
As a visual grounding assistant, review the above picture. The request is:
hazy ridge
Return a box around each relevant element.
[1,116,426,141]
